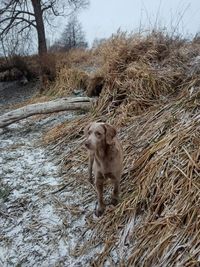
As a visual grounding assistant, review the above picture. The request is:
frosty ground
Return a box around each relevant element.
[0,98,100,266]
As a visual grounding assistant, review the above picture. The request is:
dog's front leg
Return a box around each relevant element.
[95,173,105,217]
[110,175,120,206]
[88,152,94,184]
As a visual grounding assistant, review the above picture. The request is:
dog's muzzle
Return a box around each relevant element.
[85,140,91,149]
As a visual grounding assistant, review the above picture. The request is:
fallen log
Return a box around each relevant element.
[0,97,92,128]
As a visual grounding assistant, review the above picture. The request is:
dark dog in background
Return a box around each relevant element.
[84,122,123,216]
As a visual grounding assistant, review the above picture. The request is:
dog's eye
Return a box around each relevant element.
[88,130,92,135]
[95,132,101,137]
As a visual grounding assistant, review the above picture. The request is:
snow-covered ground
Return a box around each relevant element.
[0,112,98,267]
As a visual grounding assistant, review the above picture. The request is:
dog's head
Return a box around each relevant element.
[84,122,117,151]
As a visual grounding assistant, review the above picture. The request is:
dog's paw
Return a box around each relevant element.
[94,202,105,217]
[95,208,105,217]
[89,178,94,185]
[111,197,119,206]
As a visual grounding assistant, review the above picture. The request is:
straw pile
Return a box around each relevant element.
[44,32,200,266]
[45,67,89,97]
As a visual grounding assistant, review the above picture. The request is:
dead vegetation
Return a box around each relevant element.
[0,54,40,82]
[46,67,90,97]
[44,93,200,266]
[0,30,199,266]
[33,31,200,265]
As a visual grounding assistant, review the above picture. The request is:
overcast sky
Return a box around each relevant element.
[78,0,200,46]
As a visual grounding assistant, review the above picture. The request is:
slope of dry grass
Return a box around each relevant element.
[43,31,200,266]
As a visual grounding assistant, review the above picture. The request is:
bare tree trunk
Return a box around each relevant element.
[72,25,76,47]
[0,97,92,128]
[31,0,52,93]
[31,0,47,56]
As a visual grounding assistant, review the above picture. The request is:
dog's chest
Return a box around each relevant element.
[94,154,116,174]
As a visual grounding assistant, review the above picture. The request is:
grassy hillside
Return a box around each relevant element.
[40,31,200,266]
[39,32,200,266]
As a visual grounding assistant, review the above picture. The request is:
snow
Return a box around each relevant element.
[0,111,99,267]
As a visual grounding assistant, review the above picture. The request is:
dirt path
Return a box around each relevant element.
[0,81,39,113]
[0,83,99,266]
[0,112,99,266]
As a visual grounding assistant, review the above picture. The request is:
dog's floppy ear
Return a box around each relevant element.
[103,123,117,145]
[84,123,92,136]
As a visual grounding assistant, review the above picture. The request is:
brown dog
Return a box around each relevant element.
[84,122,123,216]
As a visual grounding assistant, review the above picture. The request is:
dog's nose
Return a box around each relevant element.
[85,140,90,148]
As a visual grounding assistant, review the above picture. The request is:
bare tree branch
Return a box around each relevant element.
[0,15,36,25]
[0,0,89,85]
[11,10,35,16]
[17,23,35,34]
[0,16,36,37]
[0,0,15,15]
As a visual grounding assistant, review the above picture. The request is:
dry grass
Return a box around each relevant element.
[66,48,98,67]
[90,32,199,116]
[46,67,89,97]
[0,54,39,81]
[90,92,200,266]
[42,31,200,266]
[35,49,98,98]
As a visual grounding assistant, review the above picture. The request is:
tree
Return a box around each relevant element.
[0,25,33,58]
[50,15,87,52]
[0,0,89,84]
[61,15,87,50]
